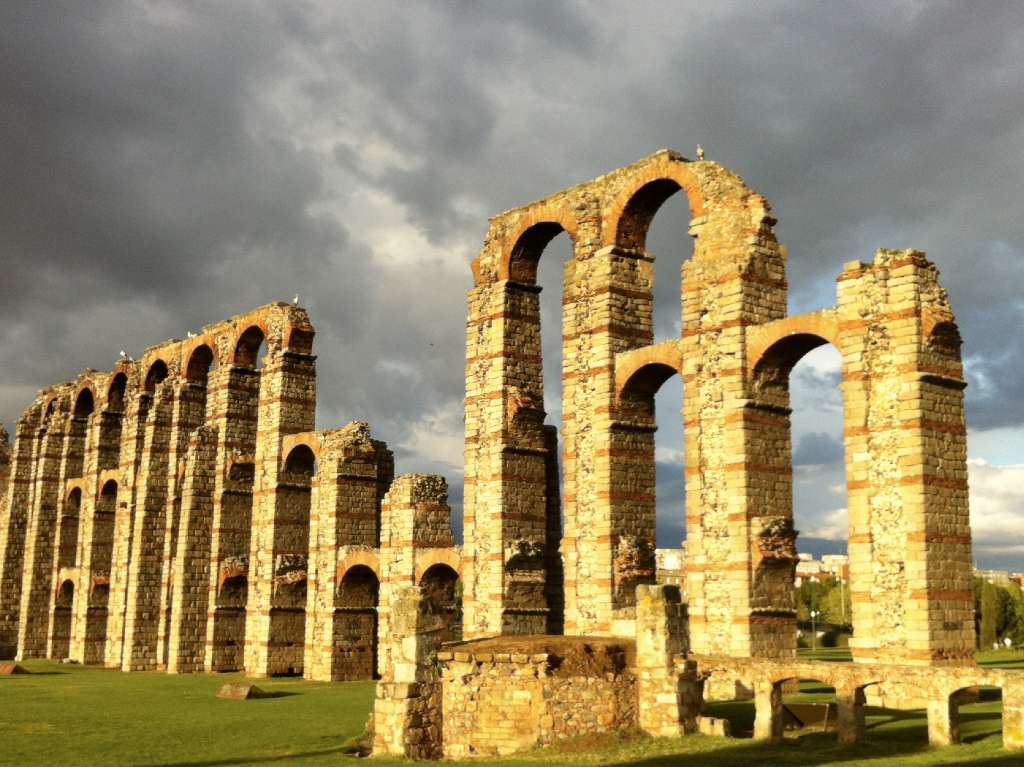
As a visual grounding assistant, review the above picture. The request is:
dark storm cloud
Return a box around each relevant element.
[794,432,845,467]
[2,2,1023,566]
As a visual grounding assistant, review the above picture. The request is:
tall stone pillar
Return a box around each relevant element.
[304,423,390,682]
[122,380,177,670]
[838,250,973,666]
[243,313,316,677]
[203,362,260,673]
[104,383,151,667]
[0,407,42,658]
[462,278,550,638]
[166,426,217,673]
[635,584,694,736]
[17,395,74,659]
[155,377,209,667]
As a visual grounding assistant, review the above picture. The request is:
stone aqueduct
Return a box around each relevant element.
[0,151,1020,755]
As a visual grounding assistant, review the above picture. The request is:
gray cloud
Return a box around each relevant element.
[2,1,1022,567]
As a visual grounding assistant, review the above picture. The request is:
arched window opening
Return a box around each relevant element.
[269,443,315,676]
[73,388,95,419]
[55,579,75,609]
[58,488,82,569]
[185,344,215,386]
[337,565,380,680]
[234,326,266,370]
[144,360,169,393]
[776,677,840,741]
[945,685,1004,746]
[107,373,128,414]
[50,580,75,660]
[419,563,462,643]
[218,574,248,609]
[654,375,685,554]
[646,187,694,341]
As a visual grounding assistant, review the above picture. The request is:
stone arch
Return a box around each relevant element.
[57,486,82,570]
[106,372,128,413]
[746,312,842,386]
[73,384,96,418]
[337,549,380,584]
[234,325,267,369]
[498,204,581,284]
[418,562,462,643]
[414,550,463,584]
[604,159,708,252]
[144,359,169,393]
[281,433,320,468]
[50,579,75,660]
[615,342,685,405]
[282,442,318,481]
[184,343,215,384]
[335,563,380,680]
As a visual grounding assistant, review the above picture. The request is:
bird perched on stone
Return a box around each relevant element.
[119,350,127,359]
[186,331,196,338]
[696,144,705,160]
[293,294,300,305]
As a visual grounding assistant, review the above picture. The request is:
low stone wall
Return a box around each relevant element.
[439,636,637,759]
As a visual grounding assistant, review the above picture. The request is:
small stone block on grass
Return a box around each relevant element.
[216,683,270,700]
[0,663,30,675]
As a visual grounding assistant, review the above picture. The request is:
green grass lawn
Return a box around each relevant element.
[2,654,1022,767]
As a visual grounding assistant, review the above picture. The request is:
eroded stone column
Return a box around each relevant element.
[244,322,316,677]
[752,679,784,742]
[305,423,390,682]
[0,408,42,658]
[635,584,693,736]
[166,426,217,673]
[17,397,73,659]
[122,380,177,670]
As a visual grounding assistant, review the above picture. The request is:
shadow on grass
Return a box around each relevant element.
[140,746,348,767]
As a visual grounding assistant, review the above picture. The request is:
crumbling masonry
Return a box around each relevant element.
[1,150,1022,756]
[0,303,461,682]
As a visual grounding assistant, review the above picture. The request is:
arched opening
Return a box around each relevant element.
[939,685,1005,746]
[335,565,380,680]
[234,326,266,370]
[419,563,462,644]
[185,344,216,422]
[144,359,168,393]
[530,225,573,634]
[107,373,128,414]
[84,480,118,664]
[614,361,682,607]
[750,333,847,654]
[269,444,315,676]
[58,488,82,569]
[73,388,95,419]
[646,189,691,561]
[757,676,842,742]
[50,580,75,660]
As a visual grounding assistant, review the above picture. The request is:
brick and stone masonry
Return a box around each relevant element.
[0,150,1021,756]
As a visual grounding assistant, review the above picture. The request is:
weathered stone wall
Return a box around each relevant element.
[0,302,446,685]
[440,639,637,759]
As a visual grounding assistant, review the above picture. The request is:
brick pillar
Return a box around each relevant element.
[463,278,550,638]
[155,378,208,667]
[635,584,694,736]
[682,202,788,657]
[244,322,316,677]
[72,477,117,664]
[835,682,866,744]
[17,400,73,659]
[166,426,217,673]
[204,363,260,672]
[68,404,121,664]
[104,386,151,667]
[371,584,445,760]
[926,692,960,746]
[752,679,784,741]
[0,408,42,658]
[122,381,177,670]
[305,423,390,682]
[839,250,973,666]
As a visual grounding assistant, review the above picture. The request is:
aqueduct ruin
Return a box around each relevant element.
[0,150,1020,757]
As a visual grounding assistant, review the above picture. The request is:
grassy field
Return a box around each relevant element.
[1,652,1022,767]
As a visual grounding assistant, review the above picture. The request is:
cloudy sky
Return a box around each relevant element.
[2,1,1022,567]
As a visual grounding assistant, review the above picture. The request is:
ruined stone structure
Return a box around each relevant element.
[372,150,1023,757]
[1,149,1020,757]
[0,302,459,681]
